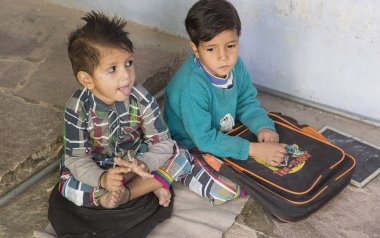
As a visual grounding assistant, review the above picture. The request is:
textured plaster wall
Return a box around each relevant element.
[48,0,380,123]
[240,1,380,123]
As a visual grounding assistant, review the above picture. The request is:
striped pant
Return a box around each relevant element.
[59,149,243,207]
[181,153,244,206]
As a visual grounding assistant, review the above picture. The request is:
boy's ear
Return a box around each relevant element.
[77,71,95,90]
[189,41,200,58]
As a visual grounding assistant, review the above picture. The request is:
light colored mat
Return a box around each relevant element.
[149,183,248,238]
[34,182,248,238]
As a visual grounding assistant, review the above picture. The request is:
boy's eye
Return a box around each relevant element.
[206,48,214,52]
[126,60,133,67]
[227,44,236,48]
[107,66,116,73]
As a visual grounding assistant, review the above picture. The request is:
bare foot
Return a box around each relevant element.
[99,186,128,208]
[153,187,171,207]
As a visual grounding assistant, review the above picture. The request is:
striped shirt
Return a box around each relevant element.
[62,84,177,188]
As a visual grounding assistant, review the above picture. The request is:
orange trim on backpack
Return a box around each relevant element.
[268,113,301,130]
[301,127,329,142]
[250,172,329,205]
[335,153,356,181]
[202,153,222,172]
[226,123,246,135]
[269,113,331,142]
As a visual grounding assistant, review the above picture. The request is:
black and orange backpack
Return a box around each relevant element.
[197,112,356,222]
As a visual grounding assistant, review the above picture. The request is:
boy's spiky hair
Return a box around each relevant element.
[67,11,134,78]
[185,0,241,46]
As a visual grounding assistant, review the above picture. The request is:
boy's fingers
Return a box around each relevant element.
[114,157,129,166]
[113,157,121,165]
[138,171,154,180]
[136,169,153,177]
[110,166,131,174]
[278,147,286,154]
[267,160,278,166]
[115,158,139,169]
[115,157,134,166]
[273,144,286,154]
[272,156,283,163]
[104,173,125,188]
[271,135,279,143]
[275,151,285,159]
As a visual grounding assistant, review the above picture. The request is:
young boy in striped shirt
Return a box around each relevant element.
[58,11,191,209]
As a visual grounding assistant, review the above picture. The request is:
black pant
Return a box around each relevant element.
[48,184,174,238]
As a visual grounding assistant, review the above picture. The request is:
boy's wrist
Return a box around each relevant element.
[249,143,256,157]
[98,171,106,189]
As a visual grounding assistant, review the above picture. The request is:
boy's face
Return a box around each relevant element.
[81,46,136,105]
[192,30,239,78]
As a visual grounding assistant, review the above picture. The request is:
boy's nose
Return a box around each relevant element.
[218,49,227,60]
[121,67,131,80]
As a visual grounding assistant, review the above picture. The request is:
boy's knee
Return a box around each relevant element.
[157,148,194,185]
[181,157,244,205]
[59,176,97,207]
[172,148,194,177]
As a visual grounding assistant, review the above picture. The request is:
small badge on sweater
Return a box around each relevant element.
[220,113,234,132]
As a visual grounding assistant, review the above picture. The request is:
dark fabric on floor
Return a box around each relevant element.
[48,183,174,238]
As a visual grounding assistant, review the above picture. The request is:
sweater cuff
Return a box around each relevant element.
[237,139,250,160]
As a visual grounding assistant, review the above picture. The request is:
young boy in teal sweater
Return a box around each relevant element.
[164,0,286,205]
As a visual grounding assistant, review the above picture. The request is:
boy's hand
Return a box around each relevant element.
[114,157,154,180]
[100,167,131,192]
[257,128,279,143]
[249,142,286,167]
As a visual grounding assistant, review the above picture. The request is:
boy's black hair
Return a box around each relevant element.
[185,0,241,46]
[68,11,134,78]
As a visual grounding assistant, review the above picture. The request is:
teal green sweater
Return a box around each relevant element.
[164,56,275,160]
